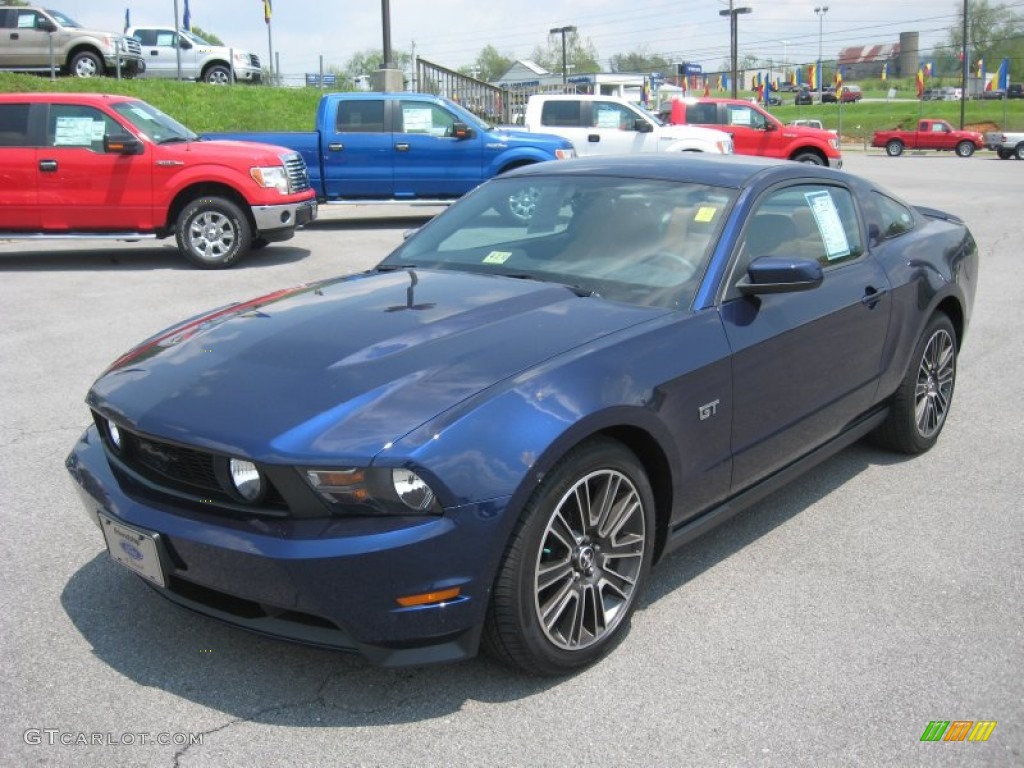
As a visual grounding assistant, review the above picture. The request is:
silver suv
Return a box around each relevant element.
[0,5,144,77]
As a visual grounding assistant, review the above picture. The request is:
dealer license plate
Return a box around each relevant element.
[99,514,166,588]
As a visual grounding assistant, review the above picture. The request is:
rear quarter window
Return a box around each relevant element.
[688,103,719,124]
[540,101,582,127]
[335,101,385,133]
[874,193,916,239]
[0,103,32,146]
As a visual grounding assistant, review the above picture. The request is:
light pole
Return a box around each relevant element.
[815,5,829,101]
[550,25,576,88]
[719,2,752,99]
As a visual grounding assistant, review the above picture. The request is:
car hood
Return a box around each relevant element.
[489,127,574,150]
[778,124,836,141]
[88,270,662,461]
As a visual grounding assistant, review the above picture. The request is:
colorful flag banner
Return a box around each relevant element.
[183,0,191,31]
[264,0,272,25]
[124,8,130,34]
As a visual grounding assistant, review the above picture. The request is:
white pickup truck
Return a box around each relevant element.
[128,26,261,84]
[523,94,733,156]
[983,129,1024,160]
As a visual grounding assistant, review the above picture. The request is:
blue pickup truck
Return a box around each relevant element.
[207,92,575,217]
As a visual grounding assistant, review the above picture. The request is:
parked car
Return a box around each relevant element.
[837,84,863,103]
[1008,84,1023,99]
[523,94,733,156]
[794,88,813,106]
[872,119,984,157]
[979,88,1006,100]
[67,154,976,675]
[0,5,144,77]
[128,26,261,84]
[665,96,842,166]
[0,92,316,267]
[206,92,576,220]
[983,129,1024,159]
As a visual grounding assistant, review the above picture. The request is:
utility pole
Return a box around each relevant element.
[815,6,829,102]
[550,26,576,88]
[719,2,752,99]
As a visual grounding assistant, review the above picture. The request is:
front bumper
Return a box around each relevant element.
[66,426,505,666]
[250,198,318,242]
[106,56,145,76]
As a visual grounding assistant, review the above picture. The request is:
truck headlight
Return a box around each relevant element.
[250,166,290,194]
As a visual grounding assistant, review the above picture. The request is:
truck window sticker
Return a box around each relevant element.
[727,107,752,127]
[804,190,851,261]
[53,117,98,146]
[402,107,435,134]
[595,106,622,129]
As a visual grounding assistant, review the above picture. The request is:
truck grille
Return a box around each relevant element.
[283,153,311,193]
[121,37,142,57]
[248,54,261,69]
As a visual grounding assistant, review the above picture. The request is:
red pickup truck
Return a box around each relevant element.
[0,92,317,268]
[871,119,984,158]
[663,97,842,166]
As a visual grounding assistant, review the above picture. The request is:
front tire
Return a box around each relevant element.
[872,313,957,454]
[204,64,232,85]
[886,139,904,157]
[69,51,104,78]
[792,151,825,165]
[483,438,655,675]
[955,141,975,158]
[176,197,251,269]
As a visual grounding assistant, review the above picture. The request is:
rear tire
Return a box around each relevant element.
[955,141,975,158]
[872,313,957,454]
[1015,142,1024,160]
[885,139,904,157]
[997,148,1012,159]
[176,197,251,269]
[483,438,654,675]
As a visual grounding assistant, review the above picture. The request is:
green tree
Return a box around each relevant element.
[344,48,411,80]
[608,49,674,77]
[461,45,515,82]
[530,29,600,75]
[189,25,223,45]
[944,0,1023,65]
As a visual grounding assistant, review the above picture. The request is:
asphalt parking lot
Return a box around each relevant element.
[1,152,1020,767]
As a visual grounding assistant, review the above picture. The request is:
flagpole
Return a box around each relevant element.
[172,0,182,80]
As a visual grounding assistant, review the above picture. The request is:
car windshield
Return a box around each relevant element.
[46,10,80,27]
[111,101,198,143]
[181,29,211,45]
[381,175,736,310]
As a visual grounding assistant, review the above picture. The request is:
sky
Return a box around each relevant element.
[60,1,972,83]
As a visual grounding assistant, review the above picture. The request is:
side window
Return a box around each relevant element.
[689,103,719,124]
[540,100,581,127]
[0,103,32,147]
[726,105,765,129]
[398,102,455,136]
[591,101,636,131]
[47,105,121,151]
[335,100,384,133]
[132,30,157,46]
[728,184,864,297]
[16,10,42,29]
[874,193,915,239]
[155,31,177,47]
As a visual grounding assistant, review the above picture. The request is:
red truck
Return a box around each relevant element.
[871,119,984,158]
[663,97,842,166]
[0,92,317,268]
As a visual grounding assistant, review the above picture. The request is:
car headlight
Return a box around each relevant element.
[718,139,735,154]
[303,467,440,516]
[229,458,264,502]
[107,421,123,451]
[554,148,576,160]
[250,166,290,194]
[830,138,840,150]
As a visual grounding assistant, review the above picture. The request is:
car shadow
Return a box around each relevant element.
[60,440,906,726]
[0,243,311,272]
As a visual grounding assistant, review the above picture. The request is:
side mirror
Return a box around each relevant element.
[104,133,144,155]
[179,37,192,50]
[634,119,654,133]
[737,256,823,295]
[452,122,475,140]
[38,18,58,32]
[763,121,777,131]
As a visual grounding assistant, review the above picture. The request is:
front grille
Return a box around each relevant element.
[129,433,220,491]
[121,37,142,57]
[249,54,261,68]
[283,153,311,193]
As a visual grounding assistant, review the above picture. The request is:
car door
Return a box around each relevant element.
[707,102,777,157]
[0,101,41,230]
[1,8,53,68]
[319,98,393,199]
[720,181,892,491]
[36,103,153,231]
[579,100,658,155]
[134,28,193,79]
[392,98,482,198]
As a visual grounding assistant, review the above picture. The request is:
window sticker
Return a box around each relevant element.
[53,117,96,146]
[595,108,622,129]
[695,206,717,223]
[728,109,752,126]
[804,190,851,260]
[402,107,434,133]
[483,251,512,265]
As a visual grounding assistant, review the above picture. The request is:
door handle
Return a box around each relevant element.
[39,160,58,172]
[394,143,410,152]
[588,134,600,143]
[861,285,888,308]
[327,142,344,152]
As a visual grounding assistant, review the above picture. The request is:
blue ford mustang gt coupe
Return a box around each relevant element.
[67,155,977,675]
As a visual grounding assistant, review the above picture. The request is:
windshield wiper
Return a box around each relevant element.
[375,264,418,272]
[500,272,596,298]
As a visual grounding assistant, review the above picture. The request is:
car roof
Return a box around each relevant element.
[504,154,846,190]
[0,92,139,105]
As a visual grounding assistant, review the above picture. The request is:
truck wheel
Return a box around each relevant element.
[955,141,975,158]
[792,151,824,165]
[69,51,104,78]
[1015,143,1024,160]
[176,197,251,269]
[885,140,904,157]
[997,148,1012,159]
[204,65,233,85]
